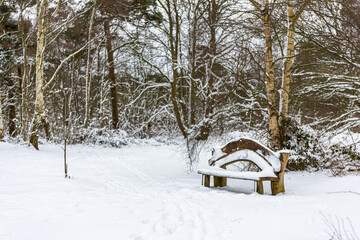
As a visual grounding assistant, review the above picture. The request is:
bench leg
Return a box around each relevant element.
[219,176,227,187]
[215,165,227,187]
[214,176,227,187]
[204,175,211,187]
[256,180,264,194]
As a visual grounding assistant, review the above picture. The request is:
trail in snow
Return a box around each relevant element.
[0,142,360,240]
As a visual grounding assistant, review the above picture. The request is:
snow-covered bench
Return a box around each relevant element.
[198,138,290,195]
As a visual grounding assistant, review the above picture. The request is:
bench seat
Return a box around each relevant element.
[198,167,277,181]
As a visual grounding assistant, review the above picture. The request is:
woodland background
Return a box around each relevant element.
[0,0,360,173]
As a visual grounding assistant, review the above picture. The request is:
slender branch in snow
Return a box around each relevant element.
[43,37,99,91]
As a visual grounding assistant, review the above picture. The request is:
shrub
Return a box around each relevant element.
[282,120,360,174]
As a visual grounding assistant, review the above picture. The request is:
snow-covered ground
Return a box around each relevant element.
[0,141,359,240]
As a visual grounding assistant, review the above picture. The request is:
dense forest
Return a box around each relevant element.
[0,0,360,173]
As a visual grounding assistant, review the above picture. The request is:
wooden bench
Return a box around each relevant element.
[198,138,290,195]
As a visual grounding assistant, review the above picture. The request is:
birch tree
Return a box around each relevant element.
[30,0,92,149]
[248,0,281,148]
[17,0,33,141]
[84,0,97,128]
[0,0,5,139]
[248,0,310,149]
[241,0,311,193]
[280,0,310,121]
[29,0,51,149]
[0,97,3,139]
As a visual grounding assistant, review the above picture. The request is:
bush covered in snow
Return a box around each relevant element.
[282,121,360,175]
[61,127,182,148]
[70,128,129,147]
[282,120,322,170]
[207,125,360,176]
[323,143,360,176]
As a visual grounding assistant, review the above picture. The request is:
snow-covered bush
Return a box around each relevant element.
[70,128,129,147]
[283,120,360,175]
[282,120,322,170]
[322,144,360,176]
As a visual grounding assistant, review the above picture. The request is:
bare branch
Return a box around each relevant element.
[43,37,98,91]
[293,0,311,23]
[248,0,262,12]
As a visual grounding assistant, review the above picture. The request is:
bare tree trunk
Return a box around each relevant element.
[8,75,16,137]
[104,20,119,129]
[205,0,217,120]
[248,0,280,148]
[0,97,4,139]
[280,0,310,121]
[249,0,310,149]
[64,138,68,178]
[280,6,295,121]
[84,0,97,128]
[27,0,88,148]
[144,90,152,138]
[271,152,290,195]
[194,0,218,141]
[262,0,281,149]
[99,46,107,128]
[167,0,187,138]
[20,32,29,141]
[171,65,187,138]
[187,0,201,127]
[29,0,51,150]
[62,77,69,178]
[0,0,4,139]
[18,0,31,142]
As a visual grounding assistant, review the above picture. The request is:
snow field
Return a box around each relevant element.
[0,142,359,240]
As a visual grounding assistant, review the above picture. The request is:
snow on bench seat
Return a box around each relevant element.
[198,167,277,181]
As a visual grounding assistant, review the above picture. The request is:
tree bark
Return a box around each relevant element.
[205,0,217,120]
[261,0,281,149]
[193,0,218,141]
[189,11,197,126]
[249,0,309,149]
[271,152,290,195]
[280,0,310,120]
[144,88,152,138]
[280,5,295,121]
[104,20,119,129]
[0,97,4,139]
[166,0,187,138]
[29,0,51,150]
[19,19,30,141]
[171,65,187,138]
[84,0,97,128]
[8,76,16,137]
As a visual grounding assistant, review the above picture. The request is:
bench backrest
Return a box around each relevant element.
[209,138,282,172]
